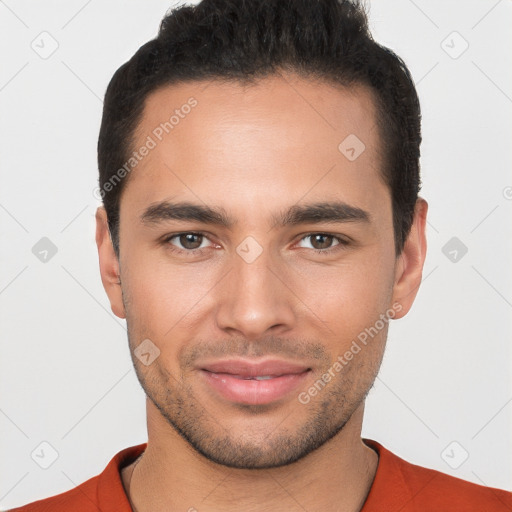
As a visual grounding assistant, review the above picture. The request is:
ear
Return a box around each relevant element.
[95,206,126,319]
[391,198,428,319]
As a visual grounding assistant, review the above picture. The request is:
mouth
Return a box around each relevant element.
[198,358,312,405]
[211,374,292,380]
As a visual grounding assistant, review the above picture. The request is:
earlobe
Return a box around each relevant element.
[95,206,126,319]
[391,198,428,319]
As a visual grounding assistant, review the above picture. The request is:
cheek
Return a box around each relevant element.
[293,248,395,329]
[122,251,220,336]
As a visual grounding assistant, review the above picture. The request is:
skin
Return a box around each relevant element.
[96,71,427,512]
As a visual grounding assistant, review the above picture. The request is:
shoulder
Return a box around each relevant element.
[7,444,146,512]
[8,474,101,512]
[398,454,512,509]
[363,438,512,511]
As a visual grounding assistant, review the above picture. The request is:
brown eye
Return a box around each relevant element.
[178,233,203,249]
[309,234,336,250]
[296,233,346,253]
[164,232,211,252]
[163,232,216,256]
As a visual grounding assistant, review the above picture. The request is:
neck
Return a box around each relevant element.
[122,401,378,512]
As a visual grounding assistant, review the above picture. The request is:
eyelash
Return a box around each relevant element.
[161,232,350,257]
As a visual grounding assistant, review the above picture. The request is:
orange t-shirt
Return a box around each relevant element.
[9,438,512,511]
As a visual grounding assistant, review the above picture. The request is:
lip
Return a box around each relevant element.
[198,358,312,405]
[199,358,311,377]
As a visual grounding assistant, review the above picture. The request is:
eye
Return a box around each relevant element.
[163,232,213,252]
[297,233,348,253]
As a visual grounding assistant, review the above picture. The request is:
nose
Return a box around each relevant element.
[214,244,297,339]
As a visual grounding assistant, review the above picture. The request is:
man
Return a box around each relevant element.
[11,0,512,510]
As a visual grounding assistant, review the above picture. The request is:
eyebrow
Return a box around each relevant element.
[140,200,370,229]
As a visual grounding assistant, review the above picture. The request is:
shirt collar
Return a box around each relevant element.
[96,438,409,511]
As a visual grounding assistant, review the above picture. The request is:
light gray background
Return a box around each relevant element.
[1,0,511,509]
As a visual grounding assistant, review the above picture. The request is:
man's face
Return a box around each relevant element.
[97,73,423,469]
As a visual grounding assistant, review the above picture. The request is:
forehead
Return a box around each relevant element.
[138,73,380,151]
[123,73,387,218]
